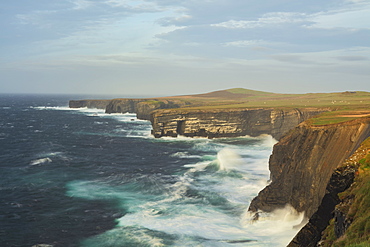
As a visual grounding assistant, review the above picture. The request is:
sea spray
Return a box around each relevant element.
[240,204,306,246]
[29,157,52,166]
[217,148,243,171]
[73,135,302,246]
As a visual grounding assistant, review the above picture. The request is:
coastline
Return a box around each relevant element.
[69,88,370,246]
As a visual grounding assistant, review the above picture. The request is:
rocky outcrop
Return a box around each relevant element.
[150,108,328,140]
[248,118,370,221]
[105,99,151,118]
[287,164,357,247]
[105,99,190,120]
[69,100,111,109]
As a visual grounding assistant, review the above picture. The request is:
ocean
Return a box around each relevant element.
[0,94,304,247]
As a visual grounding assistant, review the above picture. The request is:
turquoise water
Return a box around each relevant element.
[0,94,303,247]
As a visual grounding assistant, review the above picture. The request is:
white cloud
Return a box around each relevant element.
[309,7,370,30]
[346,0,367,3]
[210,2,370,32]
[70,0,92,10]
[223,40,268,47]
[211,12,308,29]
[2,0,370,95]
[103,0,162,12]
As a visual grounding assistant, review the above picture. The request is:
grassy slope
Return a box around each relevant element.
[148,88,370,125]
[321,137,370,246]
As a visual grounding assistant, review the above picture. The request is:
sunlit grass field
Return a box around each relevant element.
[147,88,370,125]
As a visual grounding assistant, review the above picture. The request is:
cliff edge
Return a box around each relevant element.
[288,136,370,246]
[150,108,327,140]
[249,118,370,220]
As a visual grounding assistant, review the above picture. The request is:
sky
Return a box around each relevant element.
[1,0,370,96]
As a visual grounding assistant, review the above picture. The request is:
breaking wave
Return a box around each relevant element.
[65,135,303,246]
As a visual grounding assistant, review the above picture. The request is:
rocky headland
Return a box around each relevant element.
[69,88,370,246]
[288,135,370,246]
[69,99,111,109]
[249,118,370,218]
[150,107,327,140]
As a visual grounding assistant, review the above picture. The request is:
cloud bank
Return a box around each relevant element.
[0,0,369,95]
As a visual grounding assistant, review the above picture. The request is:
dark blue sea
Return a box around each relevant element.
[0,94,303,247]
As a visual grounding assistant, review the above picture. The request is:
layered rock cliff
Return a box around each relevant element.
[69,99,111,109]
[105,99,151,119]
[69,98,329,140]
[248,118,370,222]
[287,136,370,247]
[105,99,189,120]
[150,108,328,140]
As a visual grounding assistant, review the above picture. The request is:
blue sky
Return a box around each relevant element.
[1,0,369,96]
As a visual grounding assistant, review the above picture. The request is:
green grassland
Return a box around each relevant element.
[149,88,370,125]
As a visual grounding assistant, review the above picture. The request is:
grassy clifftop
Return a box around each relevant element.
[149,88,370,125]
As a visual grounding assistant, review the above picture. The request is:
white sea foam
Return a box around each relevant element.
[69,135,302,246]
[32,106,77,111]
[82,227,167,247]
[240,205,306,246]
[30,152,69,166]
[217,148,243,171]
[33,105,107,116]
[30,157,52,166]
[35,105,153,138]
[171,151,202,159]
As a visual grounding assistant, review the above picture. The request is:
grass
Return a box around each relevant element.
[321,137,370,246]
[141,88,370,125]
[226,88,276,95]
[308,107,370,126]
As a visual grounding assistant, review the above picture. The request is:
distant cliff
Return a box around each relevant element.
[248,118,370,221]
[150,108,328,140]
[69,100,110,109]
[70,98,328,140]
[105,99,189,120]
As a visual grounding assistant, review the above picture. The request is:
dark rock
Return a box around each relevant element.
[333,193,355,239]
[249,120,370,220]
[287,165,356,247]
[69,100,110,109]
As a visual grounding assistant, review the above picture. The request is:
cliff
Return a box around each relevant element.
[105,99,189,120]
[288,136,370,247]
[150,108,328,140]
[320,138,370,247]
[69,100,111,109]
[248,118,370,221]
[68,89,370,245]
[69,89,369,141]
[69,97,328,140]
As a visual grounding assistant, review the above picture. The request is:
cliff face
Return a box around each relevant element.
[287,135,370,247]
[287,164,357,247]
[248,118,370,221]
[150,108,327,140]
[69,99,328,141]
[69,100,111,109]
[105,99,151,119]
[105,99,189,120]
